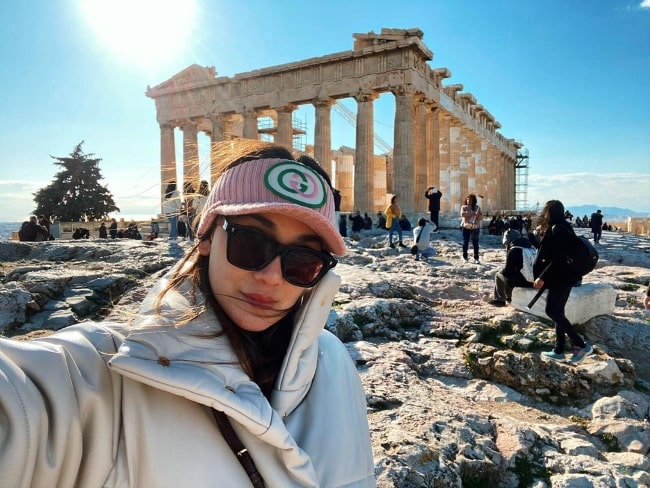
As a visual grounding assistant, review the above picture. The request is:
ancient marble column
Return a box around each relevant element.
[449,120,461,213]
[475,136,488,211]
[181,121,199,192]
[354,91,378,213]
[275,105,295,149]
[426,104,440,198]
[209,115,231,184]
[313,98,333,172]
[438,111,451,213]
[242,109,258,140]
[459,126,469,201]
[414,96,428,212]
[160,124,176,210]
[333,149,354,212]
[486,145,498,211]
[392,88,415,213]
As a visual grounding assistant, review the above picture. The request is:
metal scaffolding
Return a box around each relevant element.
[515,147,530,210]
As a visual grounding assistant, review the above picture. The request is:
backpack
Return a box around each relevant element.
[566,235,599,277]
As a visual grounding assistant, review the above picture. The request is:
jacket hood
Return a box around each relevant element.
[109,267,342,422]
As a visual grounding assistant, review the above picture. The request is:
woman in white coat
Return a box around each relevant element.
[0,139,375,487]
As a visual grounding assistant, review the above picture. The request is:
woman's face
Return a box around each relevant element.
[198,213,322,332]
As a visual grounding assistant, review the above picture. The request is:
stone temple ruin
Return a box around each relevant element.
[146,27,523,217]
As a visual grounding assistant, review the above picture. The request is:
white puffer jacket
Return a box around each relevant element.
[0,271,375,487]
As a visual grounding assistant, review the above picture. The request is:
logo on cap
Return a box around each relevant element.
[264,161,327,208]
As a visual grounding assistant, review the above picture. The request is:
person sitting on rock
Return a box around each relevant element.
[362,213,373,230]
[488,229,536,307]
[398,215,412,232]
[18,216,48,242]
[348,210,364,233]
[376,211,387,230]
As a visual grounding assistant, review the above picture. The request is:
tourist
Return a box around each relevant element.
[193,180,210,224]
[18,215,48,242]
[162,181,181,240]
[488,229,536,306]
[398,214,412,232]
[98,221,108,238]
[333,187,342,230]
[644,282,650,310]
[534,199,593,363]
[362,212,373,230]
[424,186,442,231]
[460,193,483,264]
[38,215,53,240]
[376,211,387,230]
[338,213,348,237]
[109,218,118,239]
[349,210,364,233]
[148,218,160,240]
[412,218,436,261]
[591,209,604,244]
[183,182,196,242]
[0,139,374,487]
[385,195,407,248]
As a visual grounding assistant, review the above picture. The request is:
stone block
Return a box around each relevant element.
[511,282,617,324]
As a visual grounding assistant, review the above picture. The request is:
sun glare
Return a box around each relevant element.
[79,0,197,69]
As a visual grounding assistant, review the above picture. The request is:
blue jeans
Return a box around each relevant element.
[462,228,480,260]
[415,246,436,260]
[388,219,403,244]
[168,215,178,239]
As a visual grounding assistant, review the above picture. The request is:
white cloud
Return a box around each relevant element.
[641,0,650,8]
[526,172,650,213]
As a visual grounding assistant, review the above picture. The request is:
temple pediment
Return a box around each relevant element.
[146,64,217,96]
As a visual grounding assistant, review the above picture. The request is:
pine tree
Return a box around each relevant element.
[33,141,120,221]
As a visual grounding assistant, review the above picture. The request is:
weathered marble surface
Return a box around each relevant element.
[1,229,649,487]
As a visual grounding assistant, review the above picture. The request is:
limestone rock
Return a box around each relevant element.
[2,230,650,487]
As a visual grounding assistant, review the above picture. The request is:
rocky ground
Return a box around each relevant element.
[1,228,649,487]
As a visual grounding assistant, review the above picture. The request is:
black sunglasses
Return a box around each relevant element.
[222,219,337,288]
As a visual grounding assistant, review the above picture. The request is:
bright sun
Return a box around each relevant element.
[79,0,197,69]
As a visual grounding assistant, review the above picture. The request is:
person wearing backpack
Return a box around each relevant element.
[488,230,536,307]
[533,200,593,363]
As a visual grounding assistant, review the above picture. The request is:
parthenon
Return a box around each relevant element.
[146,27,521,216]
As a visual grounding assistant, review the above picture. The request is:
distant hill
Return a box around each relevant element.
[564,205,649,221]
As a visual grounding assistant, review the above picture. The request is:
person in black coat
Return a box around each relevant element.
[533,200,592,363]
[590,209,604,243]
[424,186,442,231]
[348,211,364,233]
[489,230,535,306]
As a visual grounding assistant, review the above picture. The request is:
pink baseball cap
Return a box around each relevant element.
[196,158,346,256]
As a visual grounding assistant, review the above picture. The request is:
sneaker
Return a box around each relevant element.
[541,350,565,362]
[414,256,420,261]
[488,299,506,307]
[569,343,593,364]
[474,259,481,264]
[389,243,396,249]
[463,257,469,263]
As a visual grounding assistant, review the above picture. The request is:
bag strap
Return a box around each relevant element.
[212,409,266,488]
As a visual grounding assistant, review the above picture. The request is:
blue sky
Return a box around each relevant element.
[1,0,649,222]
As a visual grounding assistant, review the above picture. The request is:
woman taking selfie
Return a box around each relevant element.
[0,140,375,487]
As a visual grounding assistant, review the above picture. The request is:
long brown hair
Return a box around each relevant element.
[537,199,565,233]
[153,139,331,395]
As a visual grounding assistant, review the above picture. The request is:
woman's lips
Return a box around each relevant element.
[242,293,277,309]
